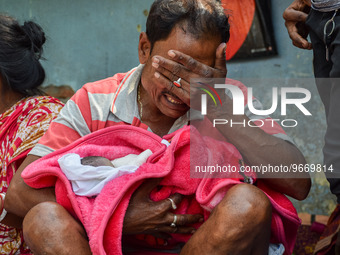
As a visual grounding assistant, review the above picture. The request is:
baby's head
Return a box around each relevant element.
[81,156,113,167]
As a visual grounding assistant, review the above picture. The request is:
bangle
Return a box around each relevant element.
[0,193,7,222]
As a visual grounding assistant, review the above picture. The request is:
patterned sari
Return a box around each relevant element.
[0,96,64,254]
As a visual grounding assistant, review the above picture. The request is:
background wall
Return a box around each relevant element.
[0,0,334,214]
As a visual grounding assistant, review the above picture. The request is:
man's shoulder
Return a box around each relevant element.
[82,72,129,95]
[76,66,141,97]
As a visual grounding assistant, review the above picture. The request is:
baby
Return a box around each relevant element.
[81,156,114,167]
[58,149,153,197]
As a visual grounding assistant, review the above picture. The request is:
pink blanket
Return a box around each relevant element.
[22,125,300,255]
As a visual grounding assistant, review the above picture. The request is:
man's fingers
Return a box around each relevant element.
[167,50,213,77]
[292,38,312,49]
[290,30,312,49]
[161,226,197,235]
[166,213,203,226]
[151,232,172,241]
[153,56,187,77]
[285,21,312,50]
[152,59,191,91]
[168,193,183,208]
[154,64,181,86]
[136,178,163,197]
[156,193,183,211]
[152,55,199,92]
[175,226,197,235]
[283,8,308,22]
[153,70,191,106]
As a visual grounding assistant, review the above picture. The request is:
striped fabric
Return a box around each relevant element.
[312,0,340,12]
[30,65,292,157]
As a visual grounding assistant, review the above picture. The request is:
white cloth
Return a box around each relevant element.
[161,139,171,147]
[111,149,152,167]
[58,149,152,196]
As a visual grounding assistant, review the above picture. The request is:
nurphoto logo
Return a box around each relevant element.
[200,84,312,128]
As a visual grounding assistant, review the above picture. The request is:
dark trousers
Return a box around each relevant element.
[306,9,340,202]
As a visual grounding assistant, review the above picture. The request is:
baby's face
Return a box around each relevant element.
[81,156,113,167]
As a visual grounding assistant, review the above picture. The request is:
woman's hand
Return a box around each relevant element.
[283,0,312,49]
[123,178,203,240]
[151,43,227,109]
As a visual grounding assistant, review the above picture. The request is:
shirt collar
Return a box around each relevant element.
[110,65,143,124]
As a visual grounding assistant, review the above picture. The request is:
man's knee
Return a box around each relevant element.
[23,202,73,240]
[212,184,272,236]
[23,201,89,255]
[195,184,272,253]
[23,202,61,253]
[23,202,56,236]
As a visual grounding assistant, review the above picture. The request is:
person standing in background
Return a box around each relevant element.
[284,1,340,254]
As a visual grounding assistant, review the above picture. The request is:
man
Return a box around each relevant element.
[6,0,310,254]
[284,0,340,254]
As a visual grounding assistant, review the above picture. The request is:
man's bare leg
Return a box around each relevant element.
[23,201,92,255]
[180,183,272,255]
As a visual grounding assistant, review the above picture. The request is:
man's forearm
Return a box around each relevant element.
[5,155,56,218]
[209,113,310,200]
[212,113,305,166]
